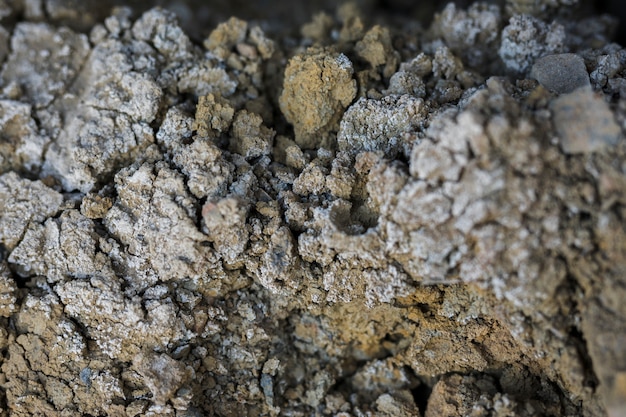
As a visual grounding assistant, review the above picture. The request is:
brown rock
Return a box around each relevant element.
[279,48,357,149]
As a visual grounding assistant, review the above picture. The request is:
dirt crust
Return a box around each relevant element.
[1,1,626,416]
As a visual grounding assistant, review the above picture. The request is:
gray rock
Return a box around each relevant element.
[337,94,425,157]
[0,22,89,108]
[0,172,63,251]
[499,15,565,74]
[530,53,590,94]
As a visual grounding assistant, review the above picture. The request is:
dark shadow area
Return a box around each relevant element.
[596,0,626,45]
[410,379,432,415]
[4,0,623,46]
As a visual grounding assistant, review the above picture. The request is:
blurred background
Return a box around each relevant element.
[1,0,624,44]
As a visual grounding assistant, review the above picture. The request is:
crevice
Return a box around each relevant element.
[0,243,7,263]
[561,260,601,392]
[569,325,600,390]
[410,377,432,416]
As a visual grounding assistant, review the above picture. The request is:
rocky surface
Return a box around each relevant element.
[0,0,625,416]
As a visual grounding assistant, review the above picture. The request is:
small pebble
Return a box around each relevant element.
[530,53,590,94]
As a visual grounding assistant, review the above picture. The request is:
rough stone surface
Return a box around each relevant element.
[337,94,425,157]
[0,100,49,175]
[499,14,566,73]
[530,53,591,93]
[429,2,502,68]
[551,87,621,154]
[279,48,357,149]
[0,22,89,108]
[0,172,63,251]
[0,1,625,416]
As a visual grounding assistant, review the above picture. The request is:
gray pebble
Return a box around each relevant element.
[530,53,590,94]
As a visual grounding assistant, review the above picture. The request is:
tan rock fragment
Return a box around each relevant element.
[193,93,235,137]
[202,196,249,266]
[80,193,114,219]
[301,12,334,42]
[203,17,248,60]
[0,172,63,251]
[551,87,621,154]
[230,110,275,160]
[134,352,192,406]
[0,100,49,174]
[355,25,399,78]
[337,2,364,43]
[279,48,357,149]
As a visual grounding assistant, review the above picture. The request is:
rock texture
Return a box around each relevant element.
[0,1,625,416]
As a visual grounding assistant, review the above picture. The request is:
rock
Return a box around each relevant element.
[425,374,535,417]
[0,22,89,108]
[429,2,502,68]
[279,48,357,149]
[551,87,621,154]
[0,2,625,416]
[355,25,400,78]
[499,14,565,74]
[229,110,275,160]
[337,94,425,157]
[0,100,50,175]
[0,172,63,251]
[134,352,192,406]
[530,53,590,93]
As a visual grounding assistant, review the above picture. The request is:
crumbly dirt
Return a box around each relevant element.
[0,1,626,416]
